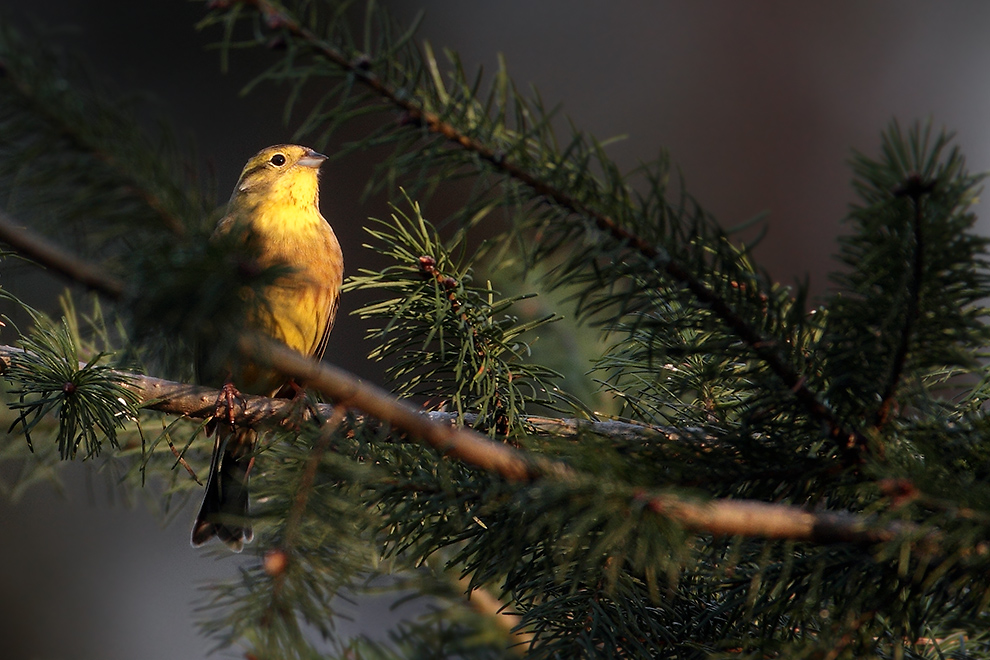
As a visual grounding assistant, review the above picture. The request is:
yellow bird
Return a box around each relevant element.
[192,144,343,551]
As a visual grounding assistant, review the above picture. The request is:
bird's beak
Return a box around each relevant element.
[298,148,328,169]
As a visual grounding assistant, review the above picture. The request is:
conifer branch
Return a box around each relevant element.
[3,6,988,654]
[0,344,682,442]
[239,336,910,546]
[875,175,932,428]
[3,0,869,461]
[238,333,567,483]
[0,211,125,299]
[228,0,868,462]
[0,342,910,545]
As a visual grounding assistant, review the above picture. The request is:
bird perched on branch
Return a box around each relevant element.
[192,144,343,551]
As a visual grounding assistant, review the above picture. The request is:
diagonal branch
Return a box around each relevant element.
[237,334,567,482]
[0,342,909,546]
[231,0,868,462]
[241,336,908,545]
[0,211,125,299]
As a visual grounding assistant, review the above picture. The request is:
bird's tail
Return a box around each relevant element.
[191,427,256,552]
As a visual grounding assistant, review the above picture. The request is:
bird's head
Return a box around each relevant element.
[229,144,327,210]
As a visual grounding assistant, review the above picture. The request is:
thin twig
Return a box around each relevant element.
[166,431,202,485]
[282,406,347,548]
[234,0,867,462]
[0,211,125,299]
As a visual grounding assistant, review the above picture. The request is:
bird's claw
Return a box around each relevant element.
[215,381,245,428]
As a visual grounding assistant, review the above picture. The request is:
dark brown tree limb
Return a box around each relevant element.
[0,344,680,442]
[646,496,901,545]
[237,334,567,482]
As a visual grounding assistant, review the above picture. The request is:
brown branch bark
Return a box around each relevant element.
[236,334,566,482]
[0,344,687,442]
[0,342,909,545]
[647,497,900,545]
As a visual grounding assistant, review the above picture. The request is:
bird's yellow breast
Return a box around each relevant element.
[204,145,343,396]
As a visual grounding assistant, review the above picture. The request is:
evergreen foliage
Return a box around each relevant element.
[1,1,990,658]
[5,312,139,459]
[348,197,577,433]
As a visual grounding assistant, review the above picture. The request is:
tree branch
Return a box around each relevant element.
[0,342,909,545]
[0,344,685,442]
[0,210,125,299]
[232,0,868,462]
[875,176,931,429]
[240,336,910,546]
[237,334,568,482]
[2,4,869,460]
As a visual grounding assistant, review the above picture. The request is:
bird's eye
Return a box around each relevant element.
[270,154,287,166]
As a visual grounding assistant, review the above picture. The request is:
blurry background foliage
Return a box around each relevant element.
[1,1,990,659]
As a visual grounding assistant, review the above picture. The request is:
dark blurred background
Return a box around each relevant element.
[3,2,990,658]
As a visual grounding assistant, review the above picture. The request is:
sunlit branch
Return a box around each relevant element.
[241,336,911,546]
[0,342,910,545]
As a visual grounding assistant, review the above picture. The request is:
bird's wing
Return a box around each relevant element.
[313,292,339,362]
